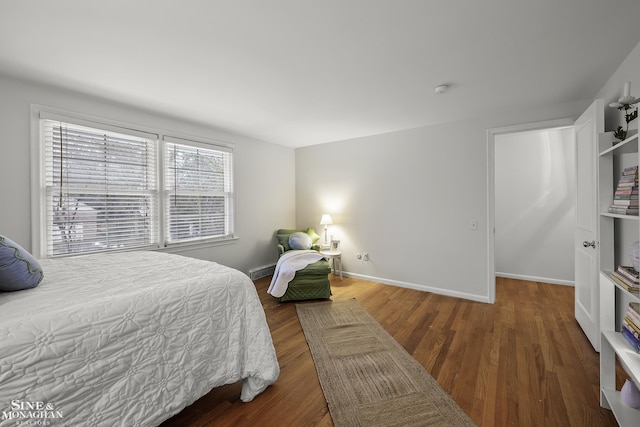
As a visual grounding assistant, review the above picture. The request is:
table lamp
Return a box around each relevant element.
[320,214,333,245]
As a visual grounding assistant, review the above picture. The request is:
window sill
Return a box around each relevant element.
[157,236,239,254]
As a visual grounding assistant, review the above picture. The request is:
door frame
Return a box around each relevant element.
[486,117,576,303]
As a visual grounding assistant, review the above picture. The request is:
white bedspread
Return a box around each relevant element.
[0,251,279,426]
[267,250,324,297]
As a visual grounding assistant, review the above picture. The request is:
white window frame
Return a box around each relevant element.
[30,105,237,258]
[163,135,235,245]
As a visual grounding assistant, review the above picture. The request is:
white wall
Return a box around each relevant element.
[0,73,296,274]
[296,103,588,302]
[494,127,575,285]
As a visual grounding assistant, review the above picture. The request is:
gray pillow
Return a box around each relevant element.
[289,232,312,250]
[0,235,44,292]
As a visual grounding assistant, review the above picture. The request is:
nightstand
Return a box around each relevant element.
[320,250,342,280]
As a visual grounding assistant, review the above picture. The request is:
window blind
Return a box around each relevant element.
[43,119,158,256]
[164,137,233,243]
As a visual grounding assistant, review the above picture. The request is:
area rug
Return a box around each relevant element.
[296,298,476,427]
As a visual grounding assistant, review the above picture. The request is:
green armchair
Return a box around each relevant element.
[274,228,332,302]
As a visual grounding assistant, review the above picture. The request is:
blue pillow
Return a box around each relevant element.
[0,235,44,292]
[289,232,312,250]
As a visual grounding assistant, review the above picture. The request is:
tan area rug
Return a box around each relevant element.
[296,298,476,427]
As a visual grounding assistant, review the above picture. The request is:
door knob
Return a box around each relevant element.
[583,240,596,248]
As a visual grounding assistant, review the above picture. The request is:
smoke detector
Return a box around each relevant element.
[434,84,449,94]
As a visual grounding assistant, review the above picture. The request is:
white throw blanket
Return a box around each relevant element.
[268,250,324,297]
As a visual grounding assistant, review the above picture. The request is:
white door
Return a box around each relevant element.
[574,99,603,352]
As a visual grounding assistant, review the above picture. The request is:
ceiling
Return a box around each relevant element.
[1,0,640,148]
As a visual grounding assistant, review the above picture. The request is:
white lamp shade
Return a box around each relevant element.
[320,214,333,225]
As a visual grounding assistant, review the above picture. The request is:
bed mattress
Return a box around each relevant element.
[0,251,279,426]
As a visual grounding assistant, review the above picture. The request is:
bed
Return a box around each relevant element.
[0,251,279,426]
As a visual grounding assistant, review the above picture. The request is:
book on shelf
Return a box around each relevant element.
[617,170,637,177]
[613,196,638,203]
[623,304,640,353]
[621,323,640,353]
[609,166,639,215]
[617,265,640,283]
[607,206,640,215]
[613,192,639,199]
[614,184,638,190]
[617,187,637,193]
[609,207,640,216]
[618,173,637,180]
[613,191,638,197]
[609,271,640,292]
[617,177,638,183]
[629,302,640,326]
[625,318,640,337]
[613,202,640,208]
[625,316,640,335]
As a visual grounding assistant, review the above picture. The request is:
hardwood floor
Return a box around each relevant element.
[162,276,621,426]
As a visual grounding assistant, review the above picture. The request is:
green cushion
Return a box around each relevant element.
[306,228,321,244]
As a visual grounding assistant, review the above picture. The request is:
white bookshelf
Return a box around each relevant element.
[598,130,640,426]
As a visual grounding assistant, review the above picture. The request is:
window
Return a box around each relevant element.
[164,137,233,244]
[35,111,235,257]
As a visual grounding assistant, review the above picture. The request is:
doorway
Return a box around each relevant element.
[487,118,575,302]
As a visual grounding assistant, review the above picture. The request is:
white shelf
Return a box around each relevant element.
[600,212,640,220]
[600,132,638,157]
[601,272,640,301]
[602,330,640,385]
[602,387,640,427]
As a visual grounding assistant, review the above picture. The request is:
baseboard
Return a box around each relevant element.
[342,271,490,303]
[248,263,276,280]
[495,272,574,287]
